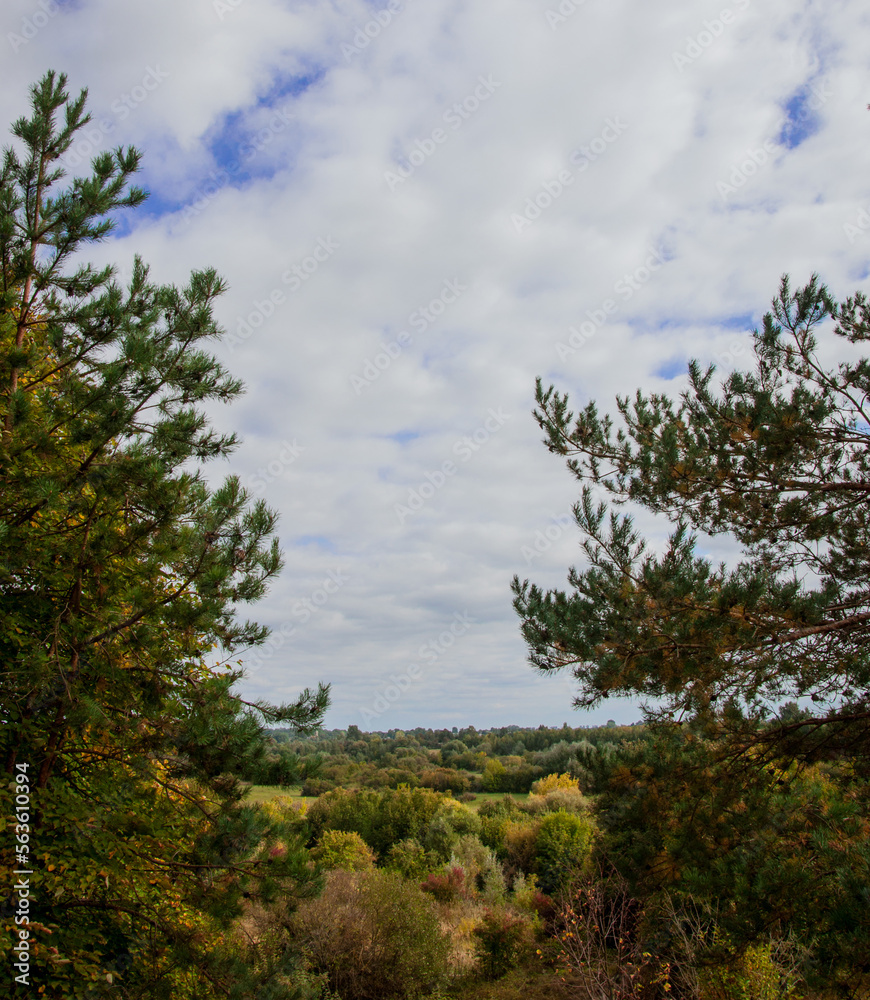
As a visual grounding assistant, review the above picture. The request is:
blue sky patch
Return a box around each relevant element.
[293,534,336,551]
[778,86,822,149]
[655,358,686,380]
[718,312,754,330]
[387,430,420,445]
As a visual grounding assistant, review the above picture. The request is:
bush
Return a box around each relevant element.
[478,794,522,819]
[531,772,580,796]
[420,865,468,902]
[306,785,444,857]
[503,818,541,875]
[424,800,482,860]
[301,778,336,796]
[500,762,543,793]
[419,767,472,793]
[292,869,451,1000]
[535,811,594,892]
[482,758,507,791]
[383,838,440,880]
[523,785,590,816]
[539,786,590,814]
[424,813,461,860]
[473,909,533,979]
[480,850,508,903]
[555,869,651,998]
[698,941,805,1000]
[449,834,491,887]
[310,829,375,871]
[360,767,420,789]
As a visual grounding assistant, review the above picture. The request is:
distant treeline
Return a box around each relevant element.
[262,722,648,795]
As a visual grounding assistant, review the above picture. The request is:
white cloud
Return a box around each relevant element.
[5,0,869,729]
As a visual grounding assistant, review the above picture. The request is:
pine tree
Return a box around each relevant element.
[0,72,329,997]
[513,275,870,767]
[512,275,870,988]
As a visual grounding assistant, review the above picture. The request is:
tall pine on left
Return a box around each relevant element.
[0,72,329,998]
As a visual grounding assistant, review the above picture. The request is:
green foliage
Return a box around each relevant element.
[535,811,594,893]
[513,274,870,988]
[472,909,532,980]
[383,838,440,880]
[483,757,508,791]
[449,833,493,890]
[270,722,645,802]
[306,785,444,858]
[291,869,451,1000]
[514,275,870,765]
[698,942,802,1000]
[423,800,482,860]
[480,849,509,903]
[0,73,328,997]
[310,829,376,871]
[598,730,870,986]
[424,813,462,860]
[419,766,472,792]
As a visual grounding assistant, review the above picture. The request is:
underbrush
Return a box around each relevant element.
[238,774,854,1000]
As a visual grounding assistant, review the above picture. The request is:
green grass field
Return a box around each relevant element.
[244,784,312,804]
[461,791,529,811]
[244,785,528,809]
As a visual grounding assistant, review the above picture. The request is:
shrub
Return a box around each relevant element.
[301,778,336,796]
[310,829,375,871]
[535,811,594,893]
[258,794,308,824]
[424,813,461,860]
[523,785,590,816]
[473,909,533,979]
[420,865,468,902]
[530,891,557,931]
[419,767,472,793]
[306,785,444,857]
[480,850,508,904]
[539,786,589,814]
[384,839,442,882]
[449,834,491,887]
[478,794,522,819]
[360,768,420,789]
[698,941,806,1000]
[503,818,541,875]
[424,801,482,860]
[292,869,451,1000]
[555,870,652,998]
[384,838,440,880]
[530,772,580,796]
[500,762,543,793]
[482,758,507,791]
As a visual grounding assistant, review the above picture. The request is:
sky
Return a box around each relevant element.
[4,0,869,731]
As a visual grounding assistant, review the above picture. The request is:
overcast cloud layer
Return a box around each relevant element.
[4,0,869,730]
